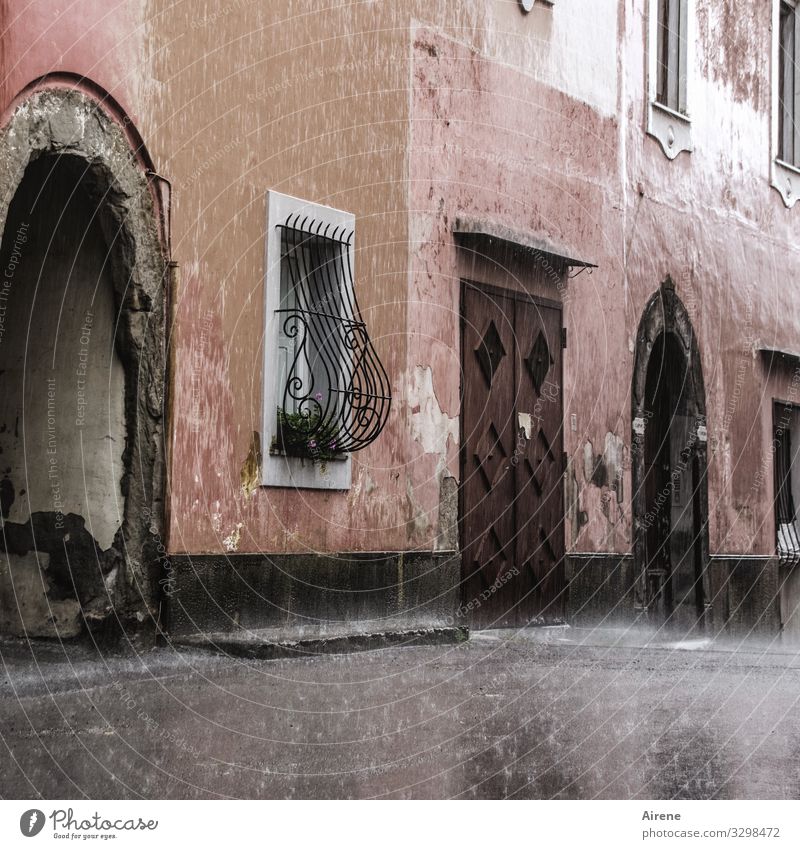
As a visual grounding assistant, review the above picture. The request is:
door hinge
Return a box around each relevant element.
[561,327,567,349]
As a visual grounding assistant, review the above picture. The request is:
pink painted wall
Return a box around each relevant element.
[623,0,799,556]
[409,0,800,560]
[409,25,628,558]
[2,0,799,561]
[0,0,149,125]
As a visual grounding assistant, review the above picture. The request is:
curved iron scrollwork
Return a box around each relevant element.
[275,213,391,456]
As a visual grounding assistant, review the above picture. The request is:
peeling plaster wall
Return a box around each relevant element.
[409,20,628,556]
[0,2,167,641]
[145,0,625,556]
[1,0,798,566]
[406,366,458,468]
[0,0,629,560]
[148,1,414,555]
[409,0,800,561]
[623,0,800,556]
[0,123,167,640]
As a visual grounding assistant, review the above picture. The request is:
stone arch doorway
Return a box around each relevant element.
[0,85,168,642]
[631,280,710,626]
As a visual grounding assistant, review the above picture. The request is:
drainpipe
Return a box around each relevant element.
[146,170,172,253]
[145,169,176,537]
[164,260,180,549]
[145,169,178,638]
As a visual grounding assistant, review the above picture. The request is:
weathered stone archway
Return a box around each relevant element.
[631,279,710,621]
[0,84,168,642]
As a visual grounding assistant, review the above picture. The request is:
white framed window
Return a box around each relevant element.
[261,191,391,490]
[647,0,693,159]
[772,0,800,207]
[262,191,354,489]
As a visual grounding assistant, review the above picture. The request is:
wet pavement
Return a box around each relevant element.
[2,625,800,799]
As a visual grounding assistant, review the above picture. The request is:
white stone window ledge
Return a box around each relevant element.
[647,101,693,160]
[771,158,800,208]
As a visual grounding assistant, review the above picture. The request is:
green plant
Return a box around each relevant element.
[273,406,342,464]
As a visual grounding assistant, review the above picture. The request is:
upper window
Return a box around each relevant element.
[261,191,391,490]
[656,0,688,114]
[647,0,692,159]
[779,1,800,166]
[773,1,800,205]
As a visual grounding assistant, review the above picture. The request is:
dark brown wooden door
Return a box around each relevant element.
[460,281,565,628]
[643,384,671,611]
[641,331,705,622]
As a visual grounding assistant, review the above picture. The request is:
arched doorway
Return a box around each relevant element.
[0,85,167,641]
[631,280,709,627]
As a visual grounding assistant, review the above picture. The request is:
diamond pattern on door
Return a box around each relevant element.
[524,457,543,496]
[539,526,556,561]
[526,330,553,395]
[536,429,555,464]
[475,319,506,386]
[461,281,565,628]
[474,422,508,489]
[474,526,508,586]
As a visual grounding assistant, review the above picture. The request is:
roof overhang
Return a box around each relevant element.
[453,216,597,269]
[759,346,800,367]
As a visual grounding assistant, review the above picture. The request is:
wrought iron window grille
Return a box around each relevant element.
[273,212,391,458]
[774,410,800,567]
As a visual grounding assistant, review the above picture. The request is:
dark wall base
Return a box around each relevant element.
[166,551,461,638]
[779,562,800,638]
[565,553,639,626]
[167,550,781,640]
[707,556,781,636]
[566,553,781,635]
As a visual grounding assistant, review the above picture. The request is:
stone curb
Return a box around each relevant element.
[167,626,470,660]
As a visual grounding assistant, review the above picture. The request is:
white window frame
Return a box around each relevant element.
[772,0,800,207]
[261,190,353,490]
[647,0,694,160]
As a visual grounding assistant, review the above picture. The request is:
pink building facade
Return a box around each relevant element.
[0,1,798,644]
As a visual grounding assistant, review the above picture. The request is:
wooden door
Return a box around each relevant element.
[460,281,565,628]
[643,387,671,612]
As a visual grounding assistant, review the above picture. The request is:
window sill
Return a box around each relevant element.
[647,101,692,160]
[269,448,347,462]
[771,158,800,208]
[263,451,352,490]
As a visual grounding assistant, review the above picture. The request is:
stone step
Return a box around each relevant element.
[168,624,469,660]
